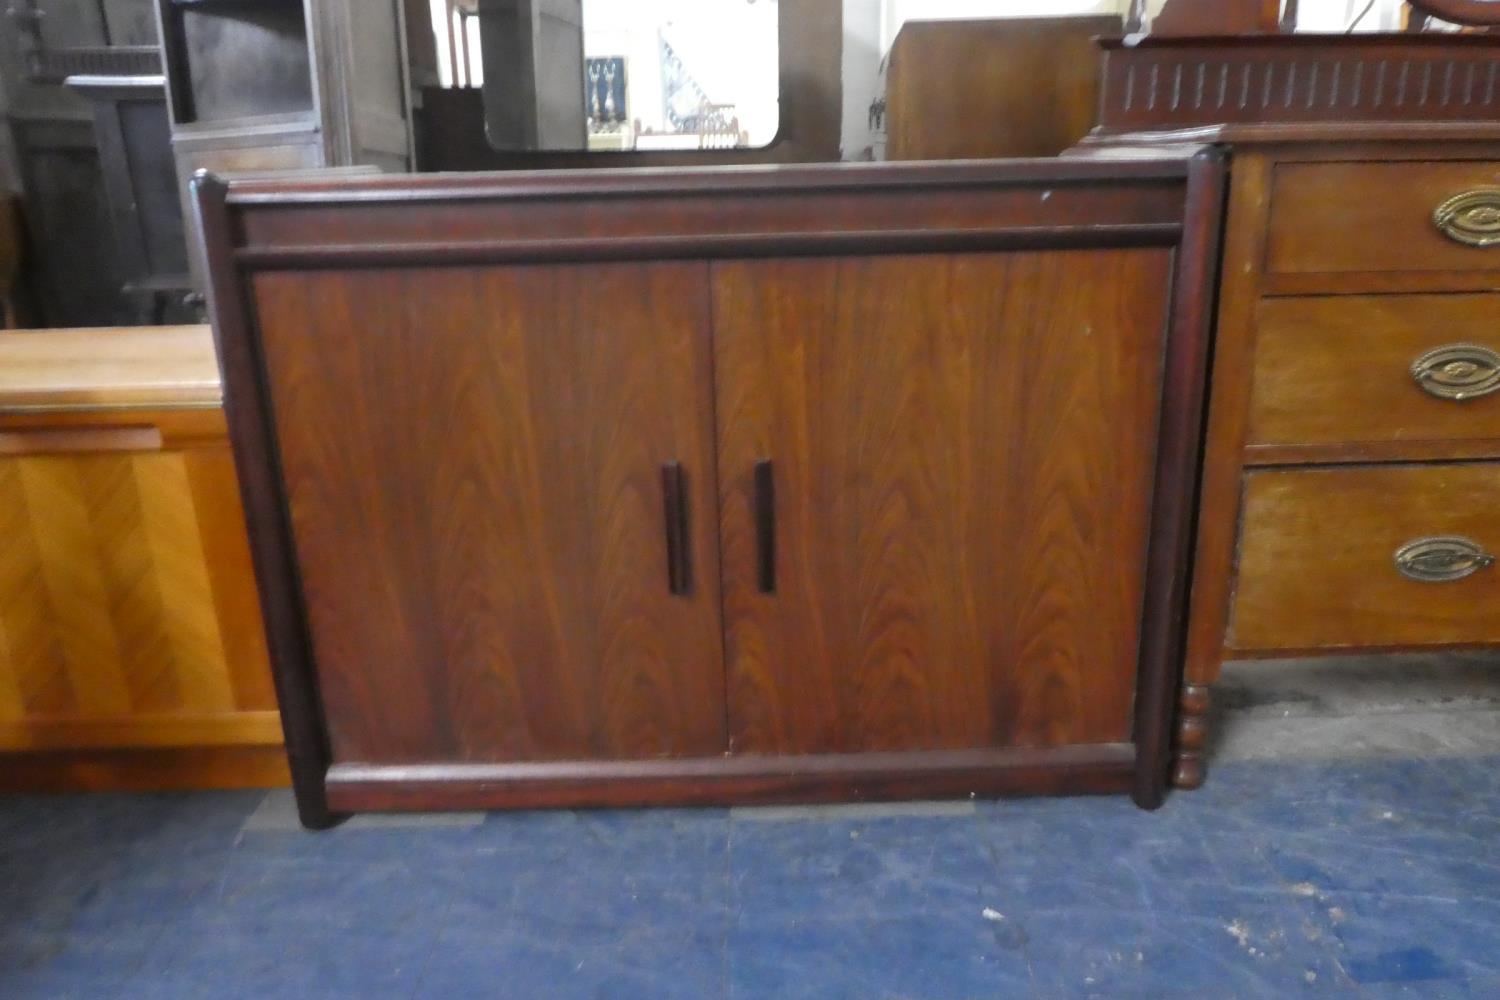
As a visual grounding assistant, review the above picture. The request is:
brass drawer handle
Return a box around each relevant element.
[1411,344,1500,401]
[1394,536,1496,583]
[1434,189,1500,247]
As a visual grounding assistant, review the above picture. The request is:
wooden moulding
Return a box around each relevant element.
[0,747,290,793]
[326,746,1138,813]
[195,155,1226,825]
[1094,34,1500,136]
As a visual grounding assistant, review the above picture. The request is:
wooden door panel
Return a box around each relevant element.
[251,263,725,764]
[0,438,277,743]
[714,251,1173,755]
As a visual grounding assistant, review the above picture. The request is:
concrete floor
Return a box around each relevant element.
[2,655,1498,999]
[1214,652,1500,764]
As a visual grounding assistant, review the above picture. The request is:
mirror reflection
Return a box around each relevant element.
[453,0,781,153]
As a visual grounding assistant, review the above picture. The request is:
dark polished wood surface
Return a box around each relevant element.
[714,251,1170,756]
[197,157,1222,822]
[251,264,726,765]
[885,17,1120,161]
[1093,35,1500,137]
[323,745,1137,812]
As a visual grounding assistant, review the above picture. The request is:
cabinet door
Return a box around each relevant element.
[714,251,1173,756]
[251,263,726,764]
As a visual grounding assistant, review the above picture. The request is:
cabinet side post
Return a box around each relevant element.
[192,172,342,830]
[1175,151,1275,790]
[1132,147,1228,809]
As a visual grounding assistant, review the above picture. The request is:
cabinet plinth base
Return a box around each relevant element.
[318,744,1139,819]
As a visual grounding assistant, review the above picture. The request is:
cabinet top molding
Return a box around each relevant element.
[207,157,1196,206]
[195,157,1201,270]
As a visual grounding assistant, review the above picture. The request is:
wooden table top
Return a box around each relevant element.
[0,325,221,412]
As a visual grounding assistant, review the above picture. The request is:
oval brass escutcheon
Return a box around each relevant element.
[1394,536,1497,583]
[1411,344,1500,401]
[1434,189,1500,247]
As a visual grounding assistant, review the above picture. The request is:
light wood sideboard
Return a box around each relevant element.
[0,326,287,791]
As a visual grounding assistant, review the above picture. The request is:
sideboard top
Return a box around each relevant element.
[0,325,220,414]
[210,156,1199,207]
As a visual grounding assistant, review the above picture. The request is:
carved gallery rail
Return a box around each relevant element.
[196,156,1224,828]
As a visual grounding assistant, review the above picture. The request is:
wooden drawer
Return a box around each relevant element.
[1232,464,1500,653]
[1267,161,1500,276]
[1249,295,1500,455]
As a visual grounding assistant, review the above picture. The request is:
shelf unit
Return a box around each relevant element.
[153,0,414,284]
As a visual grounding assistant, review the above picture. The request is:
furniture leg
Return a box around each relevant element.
[1172,683,1212,790]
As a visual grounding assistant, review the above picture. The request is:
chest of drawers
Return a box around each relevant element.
[1179,137,1500,787]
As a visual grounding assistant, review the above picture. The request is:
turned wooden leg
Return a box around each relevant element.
[1172,683,1211,790]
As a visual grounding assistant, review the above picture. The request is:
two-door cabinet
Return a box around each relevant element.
[196,156,1224,827]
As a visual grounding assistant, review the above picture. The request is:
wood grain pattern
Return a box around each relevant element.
[0,745,290,792]
[0,408,276,756]
[1233,464,1500,652]
[323,744,1137,812]
[1144,0,1282,34]
[251,263,727,765]
[1250,294,1500,455]
[1182,152,1273,692]
[885,17,1119,162]
[1266,160,1500,276]
[200,159,1218,818]
[713,251,1173,756]
[224,159,1192,254]
[1094,36,1500,135]
[0,325,219,412]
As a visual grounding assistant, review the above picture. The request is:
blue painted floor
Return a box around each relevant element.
[3,755,1499,999]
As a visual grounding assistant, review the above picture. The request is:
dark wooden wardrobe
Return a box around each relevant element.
[196,156,1223,828]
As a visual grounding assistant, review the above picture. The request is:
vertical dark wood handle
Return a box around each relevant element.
[755,459,776,594]
[661,462,690,596]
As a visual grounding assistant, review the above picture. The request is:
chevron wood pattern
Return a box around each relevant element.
[0,408,281,763]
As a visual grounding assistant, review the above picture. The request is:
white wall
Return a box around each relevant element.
[842,0,883,160]
[1295,0,1404,31]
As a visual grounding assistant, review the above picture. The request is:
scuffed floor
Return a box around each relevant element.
[2,749,1498,999]
[6,653,1500,999]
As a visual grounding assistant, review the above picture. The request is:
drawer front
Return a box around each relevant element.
[1232,465,1500,652]
[1267,161,1500,276]
[1250,295,1500,450]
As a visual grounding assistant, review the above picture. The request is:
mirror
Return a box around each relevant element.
[469,0,781,153]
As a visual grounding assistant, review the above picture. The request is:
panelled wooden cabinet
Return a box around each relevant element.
[198,157,1224,827]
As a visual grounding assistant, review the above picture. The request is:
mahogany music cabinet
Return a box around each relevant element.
[197,156,1223,827]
